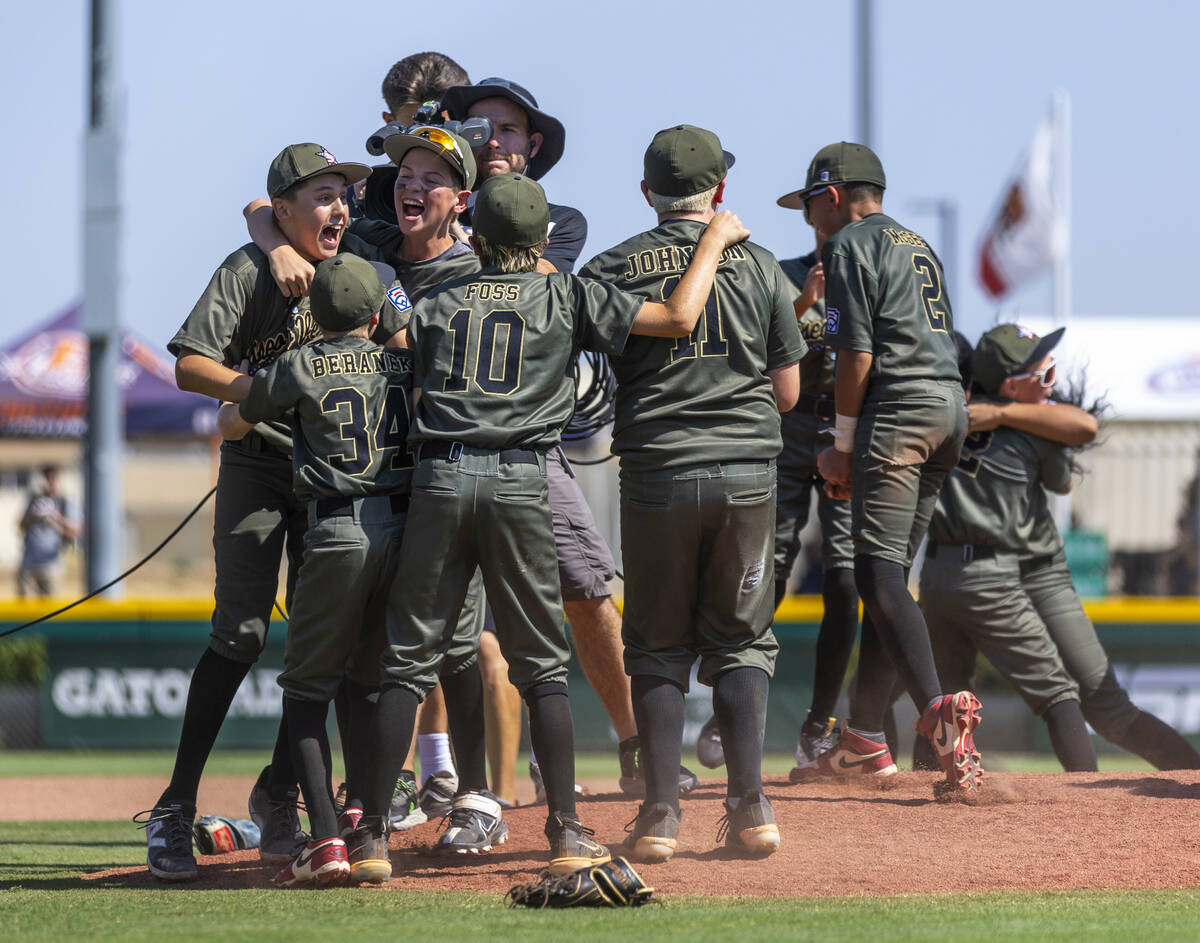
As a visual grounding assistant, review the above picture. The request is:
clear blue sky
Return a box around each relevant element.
[3,0,1196,350]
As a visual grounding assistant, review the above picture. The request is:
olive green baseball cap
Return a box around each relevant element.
[383,126,477,190]
[472,173,549,248]
[643,125,735,198]
[309,255,392,332]
[972,323,1065,394]
[777,141,886,210]
[267,143,371,200]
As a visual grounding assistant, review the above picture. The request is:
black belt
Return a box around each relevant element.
[421,441,542,465]
[313,493,409,518]
[928,543,1056,575]
[235,429,292,459]
[793,394,835,422]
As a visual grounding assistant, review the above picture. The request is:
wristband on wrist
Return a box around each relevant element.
[833,413,858,453]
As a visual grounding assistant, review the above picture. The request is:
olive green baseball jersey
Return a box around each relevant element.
[779,251,835,397]
[349,219,481,307]
[580,219,806,471]
[408,269,642,450]
[169,237,408,449]
[822,213,959,383]
[237,336,414,503]
[927,417,1071,556]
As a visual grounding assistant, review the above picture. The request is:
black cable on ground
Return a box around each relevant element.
[0,485,218,639]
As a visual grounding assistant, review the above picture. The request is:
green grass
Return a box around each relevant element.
[0,749,1154,779]
[0,822,1196,942]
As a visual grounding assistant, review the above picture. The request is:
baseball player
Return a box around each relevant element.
[920,324,1200,772]
[216,253,413,887]
[439,76,694,799]
[139,144,406,882]
[345,172,748,883]
[580,125,805,861]
[806,142,983,794]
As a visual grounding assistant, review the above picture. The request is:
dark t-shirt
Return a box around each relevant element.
[928,413,1071,556]
[238,336,414,502]
[348,219,481,310]
[778,251,835,397]
[408,268,641,450]
[581,219,807,471]
[169,237,408,450]
[822,213,959,385]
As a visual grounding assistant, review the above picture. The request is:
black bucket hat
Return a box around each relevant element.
[440,77,566,181]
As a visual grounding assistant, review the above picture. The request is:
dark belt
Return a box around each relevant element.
[793,394,835,422]
[235,429,292,459]
[421,441,542,465]
[313,493,409,518]
[928,543,1056,575]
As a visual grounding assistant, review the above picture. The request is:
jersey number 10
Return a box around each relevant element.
[443,308,526,395]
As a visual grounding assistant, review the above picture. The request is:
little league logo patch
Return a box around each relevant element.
[315,147,337,166]
[387,285,411,312]
[826,306,840,335]
[1016,324,1035,339]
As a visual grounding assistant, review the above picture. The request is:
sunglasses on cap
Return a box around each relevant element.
[409,126,469,179]
[1010,357,1056,388]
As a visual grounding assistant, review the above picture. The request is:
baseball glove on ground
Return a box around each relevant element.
[505,857,656,909]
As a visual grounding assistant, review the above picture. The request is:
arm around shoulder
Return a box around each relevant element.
[986,401,1098,446]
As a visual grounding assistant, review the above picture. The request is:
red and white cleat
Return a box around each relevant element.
[272,837,350,887]
[917,691,983,793]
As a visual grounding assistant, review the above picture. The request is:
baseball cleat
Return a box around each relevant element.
[417,770,458,819]
[716,791,779,857]
[272,836,349,887]
[695,715,725,769]
[618,737,702,798]
[337,806,363,840]
[917,691,984,793]
[135,799,199,882]
[434,791,509,854]
[248,766,309,863]
[530,760,585,804]
[545,813,611,875]
[347,816,391,885]
[388,770,428,831]
[799,727,898,780]
[789,716,838,782]
[622,801,681,863]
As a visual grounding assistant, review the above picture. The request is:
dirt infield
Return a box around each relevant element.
[9,770,1198,897]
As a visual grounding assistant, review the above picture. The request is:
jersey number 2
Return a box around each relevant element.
[444,308,525,395]
[955,429,994,478]
[911,254,948,333]
[321,385,413,476]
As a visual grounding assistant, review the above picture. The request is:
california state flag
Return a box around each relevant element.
[977,117,1065,299]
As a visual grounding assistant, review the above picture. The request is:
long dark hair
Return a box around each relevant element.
[1051,364,1110,471]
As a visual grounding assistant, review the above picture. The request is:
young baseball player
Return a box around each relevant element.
[580,125,804,862]
[216,253,413,887]
[805,142,983,794]
[920,324,1200,772]
[138,144,407,882]
[346,172,749,884]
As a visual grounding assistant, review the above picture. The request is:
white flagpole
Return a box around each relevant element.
[1052,88,1072,328]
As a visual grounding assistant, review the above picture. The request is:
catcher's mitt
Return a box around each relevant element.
[505,856,656,909]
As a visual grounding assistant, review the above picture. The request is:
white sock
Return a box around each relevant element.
[418,733,455,785]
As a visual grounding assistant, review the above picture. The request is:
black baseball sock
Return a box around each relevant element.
[847,614,901,732]
[265,710,297,795]
[341,679,379,810]
[284,696,337,840]
[854,556,943,715]
[160,647,252,805]
[363,686,420,818]
[442,662,488,794]
[524,681,576,819]
[333,679,351,778]
[1043,700,1098,771]
[713,667,769,798]
[808,567,860,721]
[1116,711,1200,770]
[630,674,686,810]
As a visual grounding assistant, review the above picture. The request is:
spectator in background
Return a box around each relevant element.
[17,465,78,598]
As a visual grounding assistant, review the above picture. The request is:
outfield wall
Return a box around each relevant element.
[1,597,1198,753]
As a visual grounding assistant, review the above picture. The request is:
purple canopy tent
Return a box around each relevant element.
[0,306,215,438]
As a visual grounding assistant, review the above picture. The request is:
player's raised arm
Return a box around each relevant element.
[244,197,315,299]
[968,400,1098,447]
[630,211,750,337]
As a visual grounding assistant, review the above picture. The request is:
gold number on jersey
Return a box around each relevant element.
[955,429,994,478]
[660,276,727,363]
[320,385,413,476]
[443,307,526,396]
[911,254,948,333]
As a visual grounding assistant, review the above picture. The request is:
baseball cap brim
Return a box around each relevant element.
[284,162,372,197]
[383,134,476,190]
[1019,326,1066,372]
[776,188,809,211]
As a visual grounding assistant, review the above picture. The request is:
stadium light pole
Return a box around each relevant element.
[908,198,959,306]
[82,0,125,595]
[856,0,873,148]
